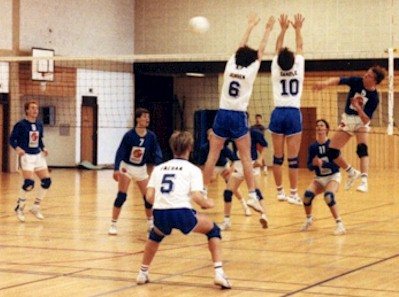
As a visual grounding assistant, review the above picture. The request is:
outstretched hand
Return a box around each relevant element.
[290,13,305,29]
[265,16,276,31]
[247,12,260,28]
[278,14,290,31]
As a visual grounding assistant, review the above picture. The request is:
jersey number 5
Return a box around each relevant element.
[160,174,175,193]
[280,79,299,96]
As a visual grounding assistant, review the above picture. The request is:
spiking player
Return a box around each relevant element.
[301,119,346,235]
[202,13,275,215]
[269,13,305,206]
[136,131,231,289]
[220,126,269,230]
[313,66,386,192]
[9,100,52,222]
[108,108,162,235]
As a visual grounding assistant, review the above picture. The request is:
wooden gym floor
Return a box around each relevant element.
[1,167,399,296]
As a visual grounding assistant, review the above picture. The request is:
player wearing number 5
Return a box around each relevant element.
[202,13,275,213]
[269,14,305,205]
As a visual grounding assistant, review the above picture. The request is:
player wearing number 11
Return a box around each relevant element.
[269,13,305,206]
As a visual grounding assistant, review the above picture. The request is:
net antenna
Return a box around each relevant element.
[386,48,396,135]
[32,48,55,91]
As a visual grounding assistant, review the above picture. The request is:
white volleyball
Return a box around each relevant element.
[189,16,210,34]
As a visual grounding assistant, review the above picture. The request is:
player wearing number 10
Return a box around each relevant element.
[202,13,275,214]
[269,14,305,206]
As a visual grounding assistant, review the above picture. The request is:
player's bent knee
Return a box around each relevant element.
[114,192,127,208]
[206,223,221,240]
[303,190,315,206]
[143,195,153,209]
[273,155,284,166]
[41,177,51,189]
[149,228,164,243]
[288,157,299,169]
[356,143,368,158]
[22,179,35,191]
[327,148,341,160]
[255,188,264,201]
[223,190,233,203]
[324,191,336,207]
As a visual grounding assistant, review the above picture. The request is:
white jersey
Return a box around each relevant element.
[271,54,305,108]
[219,54,261,111]
[148,158,203,210]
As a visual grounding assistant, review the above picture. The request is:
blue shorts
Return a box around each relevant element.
[153,208,198,235]
[212,109,249,140]
[268,107,302,136]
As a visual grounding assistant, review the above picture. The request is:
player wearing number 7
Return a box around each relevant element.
[202,13,275,214]
[269,13,305,206]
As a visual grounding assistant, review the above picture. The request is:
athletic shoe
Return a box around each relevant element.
[15,205,25,222]
[277,191,287,201]
[259,214,268,229]
[301,217,313,231]
[220,220,231,231]
[345,169,360,190]
[29,205,44,220]
[287,194,303,206]
[246,197,263,213]
[240,200,252,216]
[108,224,118,235]
[356,182,368,193]
[334,222,346,235]
[214,271,231,289]
[136,270,149,285]
[147,219,154,232]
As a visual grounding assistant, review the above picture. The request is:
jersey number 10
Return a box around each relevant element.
[280,79,299,96]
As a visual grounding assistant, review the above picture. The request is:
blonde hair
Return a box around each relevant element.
[169,130,193,157]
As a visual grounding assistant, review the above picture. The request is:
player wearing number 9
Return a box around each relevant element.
[269,14,305,205]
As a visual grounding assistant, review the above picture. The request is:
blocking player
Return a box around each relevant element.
[108,108,162,235]
[9,100,52,222]
[136,131,231,289]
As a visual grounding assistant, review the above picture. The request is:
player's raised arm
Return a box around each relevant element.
[257,16,275,60]
[313,77,340,91]
[275,14,290,54]
[239,12,260,48]
[291,13,305,55]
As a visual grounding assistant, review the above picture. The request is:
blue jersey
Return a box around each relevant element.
[307,139,340,177]
[340,76,379,119]
[9,119,45,154]
[197,142,235,167]
[114,128,162,170]
[232,128,268,161]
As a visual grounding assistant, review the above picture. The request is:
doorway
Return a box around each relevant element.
[80,96,98,165]
[0,93,9,172]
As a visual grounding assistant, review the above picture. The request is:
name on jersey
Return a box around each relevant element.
[280,70,298,77]
[229,73,245,79]
[161,165,183,171]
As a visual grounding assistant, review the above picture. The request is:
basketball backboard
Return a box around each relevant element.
[32,47,55,81]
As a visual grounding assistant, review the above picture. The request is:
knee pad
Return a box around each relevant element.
[41,177,52,189]
[327,148,341,161]
[303,190,315,206]
[114,192,127,208]
[255,188,264,201]
[22,179,35,191]
[148,228,164,243]
[206,223,221,240]
[356,143,368,158]
[324,191,336,207]
[288,157,299,169]
[273,155,284,166]
[143,195,153,209]
[223,190,233,203]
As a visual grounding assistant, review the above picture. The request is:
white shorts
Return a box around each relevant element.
[231,160,260,180]
[20,153,48,172]
[314,172,342,188]
[339,113,370,135]
[119,160,148,181]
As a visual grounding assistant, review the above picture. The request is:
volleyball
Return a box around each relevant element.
[189,16,210,34]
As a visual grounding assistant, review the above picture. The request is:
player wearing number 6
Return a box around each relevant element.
[269,14,305,206]
[202,13,275,214]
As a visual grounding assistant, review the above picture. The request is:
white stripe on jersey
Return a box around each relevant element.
[271,54,305,108]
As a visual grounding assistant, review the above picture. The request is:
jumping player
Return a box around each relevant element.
[136,131,231,289]
[9,100,52,222]
[202,13,275,214]
[301,119,346,235]
[108,108,162,235]
[313,66,386,192]
[269,13,305,205]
